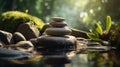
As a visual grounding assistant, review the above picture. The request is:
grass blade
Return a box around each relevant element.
[95,22,103,35]
[106,16,112,32]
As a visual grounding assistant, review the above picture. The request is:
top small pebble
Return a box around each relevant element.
[52,17,65,22]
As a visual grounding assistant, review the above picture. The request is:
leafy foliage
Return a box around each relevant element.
[87,16,112,41]
[87,33,100,41]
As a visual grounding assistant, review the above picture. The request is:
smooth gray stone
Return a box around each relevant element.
[50,21,67,27]
[52,17,65,22]
[45,27,72,36]
[0,47,33,60]
[37,35,77,50]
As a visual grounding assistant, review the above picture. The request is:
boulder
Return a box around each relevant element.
[17,23,40,40]
[0,30,14,44]
[13,32,26,43]
[0,47,33,60]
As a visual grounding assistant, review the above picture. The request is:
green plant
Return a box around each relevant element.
[87,16,112,41]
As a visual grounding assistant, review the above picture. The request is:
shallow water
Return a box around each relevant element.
[0,50,120,67]
[71,50,120,67]
[72,54,94,67]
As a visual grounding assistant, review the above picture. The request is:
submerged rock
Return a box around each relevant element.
[0,47,33,60]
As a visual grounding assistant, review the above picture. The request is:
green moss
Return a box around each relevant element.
[0,11,45,33]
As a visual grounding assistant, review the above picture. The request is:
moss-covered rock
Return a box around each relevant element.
[0,11,45,33]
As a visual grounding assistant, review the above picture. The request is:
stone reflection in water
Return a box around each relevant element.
[71,52,119,67]
[0,54,45,67]
[71,54,94,67]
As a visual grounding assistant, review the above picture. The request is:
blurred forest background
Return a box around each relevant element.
[0,0,120,31]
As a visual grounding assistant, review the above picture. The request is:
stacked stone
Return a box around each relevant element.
[37,17,77,64]
[37,17,77,53]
